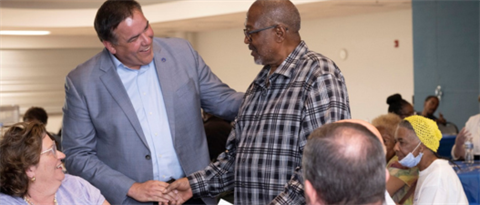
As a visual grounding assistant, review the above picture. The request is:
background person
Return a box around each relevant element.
[0,122,109,205]
[386,94,414,119]
[451,96,480,160]
[420,96,446,125]
[372,113,402,163]
[394,115,467,204]
[372,113,418,205]
[23,106,62,151]
[62,0,243,204]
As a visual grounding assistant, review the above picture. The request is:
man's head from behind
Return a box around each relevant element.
[302,122,386,205]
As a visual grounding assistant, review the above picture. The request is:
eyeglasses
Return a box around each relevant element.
[243,25,278,41]
[40,143,57,157]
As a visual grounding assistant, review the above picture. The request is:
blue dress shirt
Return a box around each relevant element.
[111,54,185,181]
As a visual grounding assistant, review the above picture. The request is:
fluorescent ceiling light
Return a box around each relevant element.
[0,30,51,35]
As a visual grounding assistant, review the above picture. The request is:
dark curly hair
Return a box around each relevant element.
[0,122,46,197]
[23,107,48,125]
[386,94,410,116]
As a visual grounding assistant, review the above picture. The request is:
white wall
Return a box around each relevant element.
[195,9,414,122]
[0,9,414,132]
[0,36,104,133]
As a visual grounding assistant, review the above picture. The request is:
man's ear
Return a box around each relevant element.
[305,180,320,205]
[274,25,286,43]
[103,41,116,54]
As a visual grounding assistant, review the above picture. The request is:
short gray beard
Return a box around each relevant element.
[255,57,264,65]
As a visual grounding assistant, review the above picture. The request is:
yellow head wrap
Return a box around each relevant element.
[404,115,442,152]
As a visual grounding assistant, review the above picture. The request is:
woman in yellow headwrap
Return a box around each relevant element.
[394,115,467,204]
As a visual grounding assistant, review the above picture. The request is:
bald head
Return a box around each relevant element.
[307,122,383,163]
[336,119,386,154]
[250,0,301,33]
[303,122,386,204]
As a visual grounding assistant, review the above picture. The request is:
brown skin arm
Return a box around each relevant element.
[436,113,447,125]
[165,177,193,205]
[387,175,407,196]
[127,181,177,203]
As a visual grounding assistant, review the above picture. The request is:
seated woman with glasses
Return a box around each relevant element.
[0,122,109,205]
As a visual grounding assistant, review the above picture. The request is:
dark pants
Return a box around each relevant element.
[183,198,206,205]
[153,198,205,205]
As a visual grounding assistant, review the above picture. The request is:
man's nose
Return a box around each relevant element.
[244,35,250,44]
[141,32,152,45]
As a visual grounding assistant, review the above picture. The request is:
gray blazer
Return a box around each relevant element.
[62,37,243,204]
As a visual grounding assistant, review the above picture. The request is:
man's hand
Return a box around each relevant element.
[165,177,193,204]
[127,180,177,204]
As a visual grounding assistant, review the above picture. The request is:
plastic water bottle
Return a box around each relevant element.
[464,139,474,164]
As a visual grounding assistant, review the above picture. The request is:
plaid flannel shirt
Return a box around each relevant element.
[188,41,351,205]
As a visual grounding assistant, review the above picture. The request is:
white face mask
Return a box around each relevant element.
[398,142,423,168]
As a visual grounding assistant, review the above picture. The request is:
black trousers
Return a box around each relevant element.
[154,198,205,205]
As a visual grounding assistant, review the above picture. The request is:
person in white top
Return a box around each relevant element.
[394,115,468,205]
[451,96,480,160]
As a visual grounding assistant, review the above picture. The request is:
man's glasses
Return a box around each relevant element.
[243,25,278,42]
[41,143,57,157]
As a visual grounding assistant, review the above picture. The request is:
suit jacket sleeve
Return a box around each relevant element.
[185,42,243,121]
[62,75,135,204]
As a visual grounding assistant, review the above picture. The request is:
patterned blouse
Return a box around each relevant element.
[387,155,420,205]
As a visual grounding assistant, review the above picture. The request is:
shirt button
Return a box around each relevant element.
[145,155,151,160]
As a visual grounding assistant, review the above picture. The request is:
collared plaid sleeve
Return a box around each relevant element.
[270,71,351,205]
[187,130,237,198]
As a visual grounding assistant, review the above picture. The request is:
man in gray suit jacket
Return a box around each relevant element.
[62,1,243,204]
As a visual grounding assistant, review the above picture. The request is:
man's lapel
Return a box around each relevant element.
[98,49,150,148]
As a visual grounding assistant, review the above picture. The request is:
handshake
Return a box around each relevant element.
[128,177,194,205]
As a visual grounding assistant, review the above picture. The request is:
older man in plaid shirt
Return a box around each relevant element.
[166,0,351,204]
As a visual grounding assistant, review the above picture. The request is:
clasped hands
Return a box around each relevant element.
[128,178,193,205]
